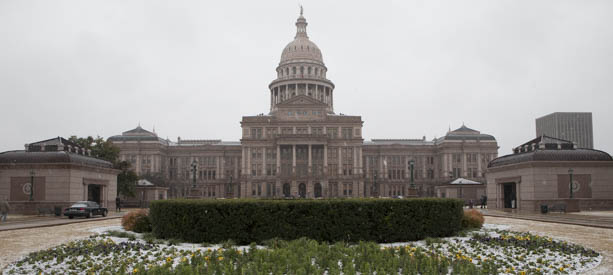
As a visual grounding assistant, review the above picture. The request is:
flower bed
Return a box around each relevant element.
[3,225,601,274]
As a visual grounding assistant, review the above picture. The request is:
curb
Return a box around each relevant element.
[0,216,123,232]
[483,213,613,230]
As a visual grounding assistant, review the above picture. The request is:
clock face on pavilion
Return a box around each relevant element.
[571,179,581,193]
[22,182,32,195]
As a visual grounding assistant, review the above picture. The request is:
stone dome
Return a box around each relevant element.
[280,38,323,64]
[279,13,324,65]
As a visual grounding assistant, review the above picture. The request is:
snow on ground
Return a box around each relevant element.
[3,224,603,274]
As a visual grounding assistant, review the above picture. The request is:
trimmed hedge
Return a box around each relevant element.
[150,198,464,244]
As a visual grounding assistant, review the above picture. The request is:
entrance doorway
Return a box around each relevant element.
[503,183,517,209]
[87,184,101,204]
[314,183,322,198]
[298,183,306,198]
[283,183,291,198]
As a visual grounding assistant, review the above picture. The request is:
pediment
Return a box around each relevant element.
[277,95,327,107]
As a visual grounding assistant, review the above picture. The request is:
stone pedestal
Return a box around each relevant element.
[407,188,418,198]
[565,199,580,212]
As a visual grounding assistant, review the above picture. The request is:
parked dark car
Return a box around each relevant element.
[64,201,108,219]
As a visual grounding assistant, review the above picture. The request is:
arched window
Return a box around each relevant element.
[300,67,304,75]
[285,68,289,76]
[308,67,312,75]
[292,67,296,75]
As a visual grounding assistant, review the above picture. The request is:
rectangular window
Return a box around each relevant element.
[341,128,353,139]
[453,168,461,178]
[326,127,338,139]
[265,127,277,137]
[250,128,263,139]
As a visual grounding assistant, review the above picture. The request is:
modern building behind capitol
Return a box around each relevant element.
[536,112,593,149]
[108,9,498,199]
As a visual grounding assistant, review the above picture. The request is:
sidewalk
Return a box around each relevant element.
[480,208,613,229]
[0,210,126,232]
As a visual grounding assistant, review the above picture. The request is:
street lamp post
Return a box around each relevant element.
[568,168,574,199]
[29,170,35,201]
[191,160,198,189]
[409,160,415,189]
[372,170,378,197]
[228,175,233,197]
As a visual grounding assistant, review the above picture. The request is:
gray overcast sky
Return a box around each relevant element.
[1,0,612,156]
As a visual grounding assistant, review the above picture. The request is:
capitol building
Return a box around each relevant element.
[109,11,498,199]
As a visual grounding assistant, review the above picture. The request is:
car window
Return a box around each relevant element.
[88,202,99,208]
[72,203,87,207]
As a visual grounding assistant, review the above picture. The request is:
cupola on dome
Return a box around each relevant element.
[279,10,323,65]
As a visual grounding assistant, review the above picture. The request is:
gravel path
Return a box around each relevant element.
[485,216,613,275]
[0,218,120,270]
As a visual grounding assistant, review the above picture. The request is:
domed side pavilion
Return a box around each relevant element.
[486,136,613,212]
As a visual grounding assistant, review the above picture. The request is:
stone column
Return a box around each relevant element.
[277,145,281,175]
[338,147,342,175]
[292,144,296,175]
[477,153,482,177]
[216,157,221,180]
[357,147,363,175]
[233,157,238,179]
[463,153,468,177]
[241,148,246,176]
[220,155,225,179]
[262,148,267,176]
[383,156,388,179]
[136,155,141,175]
[308,144,312,175]
[378,155,384,180]
[443,153,449,177]
[353,147,358,175]
[404,156,409,179]
[247,147,251,177]
[323,145,328,176]
[422,156,427,179]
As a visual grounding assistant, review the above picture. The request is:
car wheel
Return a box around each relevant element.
[86,212,91,219]
[68,216,74,219]
[102,210,107,217]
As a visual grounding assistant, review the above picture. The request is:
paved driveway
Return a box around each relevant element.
[0,218,121,270]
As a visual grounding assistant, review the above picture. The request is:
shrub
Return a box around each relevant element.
[121,209,152,233]
[461,209,484,229]
[105,230,137,239]
[150,198,464,244]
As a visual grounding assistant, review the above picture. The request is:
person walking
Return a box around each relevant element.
[115,196,121,212]
[0,197,10,222]
[481,195,488,209]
